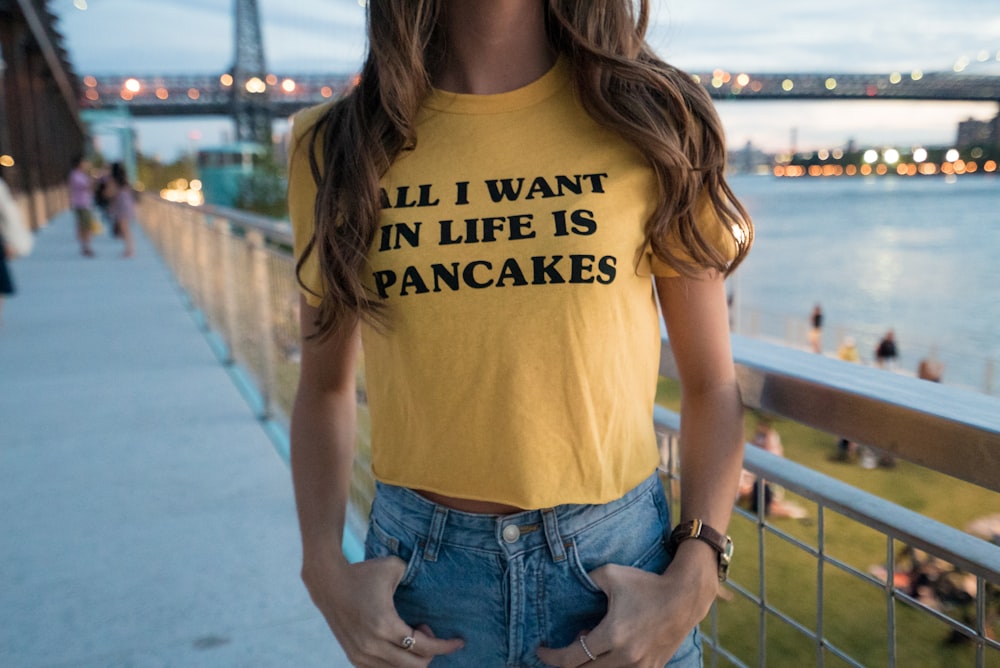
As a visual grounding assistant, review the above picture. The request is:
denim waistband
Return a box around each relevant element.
[371,472,664,561]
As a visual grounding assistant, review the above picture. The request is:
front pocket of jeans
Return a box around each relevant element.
[365,516,423,588]
[567,525,670,594]
[567,540,605,594]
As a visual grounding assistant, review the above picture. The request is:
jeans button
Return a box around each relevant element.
[502,524,520,543]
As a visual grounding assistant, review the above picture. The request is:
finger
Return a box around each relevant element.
[405,626,465,659]
[586,563,618,594]
[537,631,598,668]
[372,554,407,589]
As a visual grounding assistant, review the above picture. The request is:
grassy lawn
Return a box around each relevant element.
[655,377,1000,667]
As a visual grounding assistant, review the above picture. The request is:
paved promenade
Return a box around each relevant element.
[0,212,350,667]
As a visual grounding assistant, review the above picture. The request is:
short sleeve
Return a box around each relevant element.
[645,190,738,277]
[287,102,334,307]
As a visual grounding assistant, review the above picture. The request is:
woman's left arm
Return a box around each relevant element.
[653,270,745,608]
[539,271,744,667]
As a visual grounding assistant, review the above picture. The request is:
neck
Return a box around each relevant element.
[435,0,556,94]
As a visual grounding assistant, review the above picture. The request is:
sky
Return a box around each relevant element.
[51,0,1000,161]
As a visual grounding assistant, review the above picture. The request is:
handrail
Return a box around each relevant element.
[733,303,997,396]
[198,202,294,245]
[661,336,1000,493]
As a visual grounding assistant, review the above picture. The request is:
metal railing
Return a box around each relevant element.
[733,303,997,397]
[139,196,1000,667]
[139,196,376,533]
[657,338,1000,667]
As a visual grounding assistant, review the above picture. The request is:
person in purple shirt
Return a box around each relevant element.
[68,155,96,257]
[105,163,135,258]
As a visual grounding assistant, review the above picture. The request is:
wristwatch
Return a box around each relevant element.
[668,519,734,582]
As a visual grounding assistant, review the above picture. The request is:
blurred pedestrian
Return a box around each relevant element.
[837,336,860,363]
[875,329,899,369]
[0,173,32,326]
[834,336,862,461]
[93,170,114,230]
[808,304,823,353]
[918,354,944,382]
[739,416,807,519]
[106,163,135,258]
[68,155,96,257]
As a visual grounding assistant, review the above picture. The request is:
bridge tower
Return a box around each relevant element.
[231,0,271,146]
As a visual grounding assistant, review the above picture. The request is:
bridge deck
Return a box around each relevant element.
[0,212,349,667]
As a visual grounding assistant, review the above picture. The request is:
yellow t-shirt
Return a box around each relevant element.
[289,58,730,509]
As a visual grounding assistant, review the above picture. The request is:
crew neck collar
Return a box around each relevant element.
[424,56,570,114]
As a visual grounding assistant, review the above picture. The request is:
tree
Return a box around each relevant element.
[233,150,288,219]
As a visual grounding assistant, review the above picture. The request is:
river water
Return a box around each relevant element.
[726,174,999,393]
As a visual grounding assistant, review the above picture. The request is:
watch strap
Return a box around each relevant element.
[669,519,728,555]
[668,519,733,582]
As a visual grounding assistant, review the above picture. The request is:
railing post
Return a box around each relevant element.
[985,358,995,396]
[205,215,222,332]
[215,218,239,365]
[886,536,896,667]
[976,577,987,668]
[193,214,210,329]
[197,212,217,330]
[146,200,160,253]
[757,493,767,668]
[154,201,170,271]
[816,505,825,668]
[167,205,182,281]
[247,229,277,419]
[179,207,196,300]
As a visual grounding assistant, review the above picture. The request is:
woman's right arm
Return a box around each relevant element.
[290,298,463,667]
[291,297,360,587]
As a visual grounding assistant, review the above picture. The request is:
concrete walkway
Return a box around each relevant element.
[0,212,350,667]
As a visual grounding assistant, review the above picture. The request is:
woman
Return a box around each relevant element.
[68,155,96,257]
[0,225,12,324]
[288,2,752,666]
[106,162,135,258]
[0,173,32,327]
[808,304,823,353]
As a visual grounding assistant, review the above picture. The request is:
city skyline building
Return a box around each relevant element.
[957,113,1000,148]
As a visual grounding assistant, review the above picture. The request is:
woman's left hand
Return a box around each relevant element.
[537,549,717,667]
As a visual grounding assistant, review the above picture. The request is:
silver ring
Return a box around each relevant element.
[579,634,597,662]
[401,635,416,651]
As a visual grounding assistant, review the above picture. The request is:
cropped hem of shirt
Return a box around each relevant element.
[288,57,732,509]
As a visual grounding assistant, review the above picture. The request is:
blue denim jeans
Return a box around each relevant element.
[365,472,702,667]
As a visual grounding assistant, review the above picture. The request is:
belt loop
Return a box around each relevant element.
[541,509,566,562]
[423,506,448,562]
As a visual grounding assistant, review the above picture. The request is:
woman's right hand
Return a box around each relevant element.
[302,553,465,667]
[290,307,463,664]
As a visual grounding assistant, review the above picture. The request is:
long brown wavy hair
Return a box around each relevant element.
[296,0,753,340]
